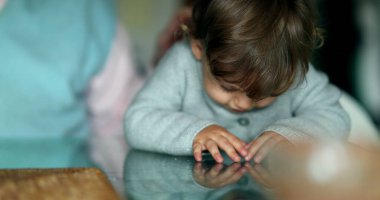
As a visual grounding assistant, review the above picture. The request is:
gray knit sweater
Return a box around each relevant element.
[125,41,350,155]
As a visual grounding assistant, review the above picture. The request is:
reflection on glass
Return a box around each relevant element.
[123,150,275,200]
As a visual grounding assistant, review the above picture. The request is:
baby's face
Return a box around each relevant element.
[202,66,276,113]
[191,39,276,113]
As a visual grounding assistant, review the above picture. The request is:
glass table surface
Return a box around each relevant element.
[1,138,380,200]
[0,138,275,200]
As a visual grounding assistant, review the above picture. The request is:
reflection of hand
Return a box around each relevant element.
[245,131,291,163]
[244,163,274,189]
[193,125,247,163]
[192,162,246,188]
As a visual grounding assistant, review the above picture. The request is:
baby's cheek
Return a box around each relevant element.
[255,97,276,108]
[208,91,231,105]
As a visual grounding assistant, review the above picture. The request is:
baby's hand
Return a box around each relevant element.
[193,125,247,163]
[245,131,290,163]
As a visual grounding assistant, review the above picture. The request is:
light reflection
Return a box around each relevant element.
[308,141,348,183]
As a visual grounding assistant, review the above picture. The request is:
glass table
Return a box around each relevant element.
[1,138,380,200]
[0,138,276,199]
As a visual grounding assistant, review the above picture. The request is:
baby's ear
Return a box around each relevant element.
[190,39,203,60]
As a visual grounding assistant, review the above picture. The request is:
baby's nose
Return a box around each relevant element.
[234,95,254,109]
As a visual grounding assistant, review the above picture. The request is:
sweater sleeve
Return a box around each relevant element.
[264,65,351,143]
[124,43,215,155]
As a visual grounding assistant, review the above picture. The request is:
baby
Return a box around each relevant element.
[125,0,350,163]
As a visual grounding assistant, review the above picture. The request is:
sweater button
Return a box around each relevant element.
[237,117,250,126]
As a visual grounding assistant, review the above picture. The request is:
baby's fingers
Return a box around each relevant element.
[245,136,270,162]
[254,138,281,163]
[193,142,203,162]
[223,133,248,157]
[206,140,224,163]
[246,132,281,162]
[217,137,242,162]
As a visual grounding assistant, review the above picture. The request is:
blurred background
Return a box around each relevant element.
[119,0,380,129]
[312,0,380,128]
[117,0,179,69]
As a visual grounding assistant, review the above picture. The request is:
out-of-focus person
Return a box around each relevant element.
[0,0,145,168]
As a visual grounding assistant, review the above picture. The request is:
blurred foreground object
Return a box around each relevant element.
[268,141,380,200]
[0,168,121,200]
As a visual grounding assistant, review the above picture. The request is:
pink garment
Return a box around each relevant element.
[0,0,7,11]
[87,23,145,137]
[88,23,146,172]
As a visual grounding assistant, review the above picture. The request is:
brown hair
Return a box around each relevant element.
[188,0,323,100]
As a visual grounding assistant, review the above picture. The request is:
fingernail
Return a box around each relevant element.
[195,156,201,162]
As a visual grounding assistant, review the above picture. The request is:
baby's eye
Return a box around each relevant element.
[221,85,239,93]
